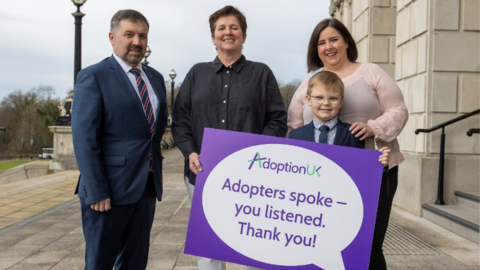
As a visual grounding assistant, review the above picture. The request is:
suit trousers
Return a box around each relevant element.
[368,166,398,270]
[184,177,263,270]
[81,173,157,270]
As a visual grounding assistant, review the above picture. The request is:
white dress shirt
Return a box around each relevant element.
[113,53,158,119]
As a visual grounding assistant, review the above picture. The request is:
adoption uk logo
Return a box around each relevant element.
[248,152,321,177]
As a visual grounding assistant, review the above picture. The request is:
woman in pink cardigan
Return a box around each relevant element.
[288,19,408,269]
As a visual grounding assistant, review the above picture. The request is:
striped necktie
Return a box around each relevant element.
[130,67,155,171]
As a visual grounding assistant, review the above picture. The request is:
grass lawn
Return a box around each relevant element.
[0,161,32,172]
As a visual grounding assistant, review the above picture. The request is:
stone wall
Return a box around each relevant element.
[397,154,479,216]
[0,161,51,186]
[395,0,480,156]
[395,0,429,155]
[370,0,397,78]
[394,0,480,214]
[330,0,480,217]
[331,0,398,78]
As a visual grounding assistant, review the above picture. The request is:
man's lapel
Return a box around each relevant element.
[108,57,150,130]
[333,120,348,146]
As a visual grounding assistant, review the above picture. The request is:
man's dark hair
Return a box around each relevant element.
[209,5,247,36]
[111,9,149,33]
[307,18,358,72]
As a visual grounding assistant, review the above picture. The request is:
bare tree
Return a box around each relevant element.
[0,85,60,156]
[278,79,302,110]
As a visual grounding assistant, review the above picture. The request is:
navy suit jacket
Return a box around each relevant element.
[72,56,167,205]
[289,120,389,174]
[288,119,364,149]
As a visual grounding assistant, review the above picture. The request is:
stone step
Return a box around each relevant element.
[455,191,480,210]
[422,204,479,244]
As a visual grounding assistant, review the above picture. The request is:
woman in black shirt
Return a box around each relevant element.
[172,5,287,270]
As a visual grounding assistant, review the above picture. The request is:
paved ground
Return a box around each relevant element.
[0,148,478,270]
[0,172,79,230]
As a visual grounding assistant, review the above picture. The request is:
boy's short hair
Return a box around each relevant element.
[307,71,344,96]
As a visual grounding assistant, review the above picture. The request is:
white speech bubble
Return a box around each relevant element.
[202,144,363,270]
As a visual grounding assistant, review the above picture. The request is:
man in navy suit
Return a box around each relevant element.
[72,9,167,270]
[288,71,389,167]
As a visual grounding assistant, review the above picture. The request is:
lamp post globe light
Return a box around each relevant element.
[71,0,87,87]
[168,69,177,127]
[142,46,151,65]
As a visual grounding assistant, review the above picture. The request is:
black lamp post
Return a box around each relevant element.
[71,0,87,87]
[142,46,151,65]
[168,69,177,127]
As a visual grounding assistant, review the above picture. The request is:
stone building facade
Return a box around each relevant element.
[330,0,398,78]
[330,0,479,242]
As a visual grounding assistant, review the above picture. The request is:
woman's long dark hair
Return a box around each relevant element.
[307,18,358,72]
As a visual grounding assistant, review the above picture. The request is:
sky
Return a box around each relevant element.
[0,0,330,101]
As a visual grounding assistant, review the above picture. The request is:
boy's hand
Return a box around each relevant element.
[378,147,390,167]
[189,152,203,174]
[350,122,374,141]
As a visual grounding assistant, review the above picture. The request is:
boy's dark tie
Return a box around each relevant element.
[319,125,330,144]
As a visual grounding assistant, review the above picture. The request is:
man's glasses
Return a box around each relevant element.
[308,95,343,104]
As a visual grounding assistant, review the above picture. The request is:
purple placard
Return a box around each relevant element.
[184,128,383,270]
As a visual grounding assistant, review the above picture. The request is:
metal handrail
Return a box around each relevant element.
[415,109,480,134]
[467,129,479,136]
[415,109,480,205]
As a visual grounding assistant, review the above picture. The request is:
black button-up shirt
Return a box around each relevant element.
[172,55,288,184]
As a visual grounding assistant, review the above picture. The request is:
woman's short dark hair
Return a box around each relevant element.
[307,18,358,72]
[209,5,247,36]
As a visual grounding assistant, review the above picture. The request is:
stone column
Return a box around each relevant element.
[48,126,78,171]
[369,0,398,77]
[395,0,480,216]
[331,0,398,78]
[331,0,354,32]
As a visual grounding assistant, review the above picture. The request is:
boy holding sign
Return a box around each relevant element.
[288,71,390,168]
[183,71,388,269]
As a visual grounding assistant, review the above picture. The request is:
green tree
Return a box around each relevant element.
[37,101,60,127]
